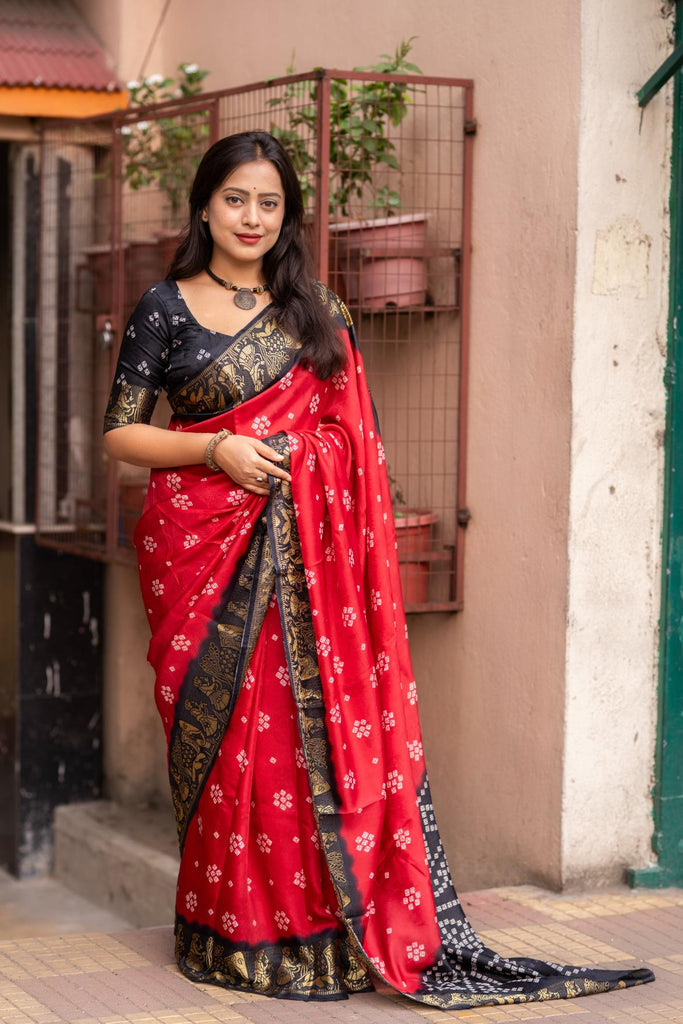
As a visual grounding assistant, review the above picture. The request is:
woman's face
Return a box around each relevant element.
[203,158,285,275]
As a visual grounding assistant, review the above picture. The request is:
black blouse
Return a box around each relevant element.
[103,279,300,431]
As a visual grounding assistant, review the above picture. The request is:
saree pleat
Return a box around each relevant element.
[134,287,654,1008]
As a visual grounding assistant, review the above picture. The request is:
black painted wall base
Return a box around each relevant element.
[0,530,103,877]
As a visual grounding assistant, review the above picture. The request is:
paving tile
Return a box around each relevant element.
[191,983,250,1008]
[0,887,680,1024]
[571,908,683,962]
[477,923,637,965]
[110,929,175,967]
[486,888,683,924]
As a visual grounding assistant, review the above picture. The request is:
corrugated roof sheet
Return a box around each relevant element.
[0,0,122,91]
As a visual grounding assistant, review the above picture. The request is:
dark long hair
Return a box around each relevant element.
[168,131,345,378]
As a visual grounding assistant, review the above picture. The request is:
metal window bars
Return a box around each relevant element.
[30,69,474,612]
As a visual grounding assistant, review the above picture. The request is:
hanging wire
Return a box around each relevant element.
[137,0,173,81]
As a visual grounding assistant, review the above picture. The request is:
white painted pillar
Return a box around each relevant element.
[563,0,671,885]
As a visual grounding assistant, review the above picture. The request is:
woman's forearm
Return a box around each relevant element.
[104,423,290,497]
[103,423,215,469]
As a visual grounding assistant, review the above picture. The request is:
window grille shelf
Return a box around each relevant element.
[31,69,474,613]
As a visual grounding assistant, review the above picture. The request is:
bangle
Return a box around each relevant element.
[204,428,232,471]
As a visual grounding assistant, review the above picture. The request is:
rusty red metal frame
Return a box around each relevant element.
[39,71,473,129]
[34,129,46,543]
[455,82,475,610]
[314,71,331,279]
[106,116,125,560]
[34,70,475,614]
[118,96,217,126]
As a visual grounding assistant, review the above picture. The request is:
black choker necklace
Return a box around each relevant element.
[205,266,269,310]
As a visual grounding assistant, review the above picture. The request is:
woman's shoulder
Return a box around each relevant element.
[122,281,187,349]
[139,278,181,306]
[127,278,187,323]
[313,280,354,329]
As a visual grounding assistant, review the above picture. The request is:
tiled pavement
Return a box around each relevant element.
[0,884,681,1023]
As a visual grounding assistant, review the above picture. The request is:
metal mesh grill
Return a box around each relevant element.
[32,70,473,611]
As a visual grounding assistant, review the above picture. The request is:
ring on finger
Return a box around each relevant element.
[256,475,264,483]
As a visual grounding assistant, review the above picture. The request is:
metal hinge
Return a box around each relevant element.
[464,119,478,136]
[457,507,472,527]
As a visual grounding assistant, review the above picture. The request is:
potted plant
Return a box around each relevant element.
[388,472,438,605]
[328,211,428,309]
[81,64,210,318]
[269,41,427,308]
[118,472,150,548]
[122,63,210,230]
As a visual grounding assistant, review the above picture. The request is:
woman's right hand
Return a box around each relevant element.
[104,423,290,496]
[213,434,291,496]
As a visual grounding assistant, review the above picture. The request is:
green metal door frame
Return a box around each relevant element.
[629,2,683,888]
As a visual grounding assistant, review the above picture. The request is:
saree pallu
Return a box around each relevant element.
[135,296,654,1009]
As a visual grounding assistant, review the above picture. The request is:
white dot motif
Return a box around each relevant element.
[273,789,293,811]
[355,831,376,853]
[342,606,357,628]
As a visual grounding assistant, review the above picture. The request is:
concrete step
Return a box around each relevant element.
[0,866,133,938]
[54,800,179,927]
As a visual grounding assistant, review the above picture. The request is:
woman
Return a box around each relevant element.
[104,131,654,1008]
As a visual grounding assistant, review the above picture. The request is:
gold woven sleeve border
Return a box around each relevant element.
[103,381,159,433]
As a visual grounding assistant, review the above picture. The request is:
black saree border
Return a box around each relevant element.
[171,311,301,417]
[414,972,654,1011]
[175,913,373,1001]
[412,773,655,1008]
[266,461,377,966]
[168,511,275,851]
[265,455,655,1011]
[164,302,317,852]
[162,283,345,854]
[169,433,375,1003]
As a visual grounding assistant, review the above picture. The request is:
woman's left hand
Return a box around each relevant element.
[212,433,291,496]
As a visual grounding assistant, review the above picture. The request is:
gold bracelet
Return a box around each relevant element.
[204,427,232,471]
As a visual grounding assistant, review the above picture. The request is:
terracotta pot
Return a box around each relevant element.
[328,214,427,309]
[394,509,437,604]
[118,481,148,547]
[156,231,183,275]
[81,244,123,312]
[399,560,430,606]
[82,239,167,314]
[303,221,348,302]
[126,239,166,309]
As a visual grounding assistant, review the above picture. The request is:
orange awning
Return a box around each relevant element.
[0,0,126,121]
[0,86,127,118]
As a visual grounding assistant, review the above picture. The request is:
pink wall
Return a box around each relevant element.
[80,0,580,889]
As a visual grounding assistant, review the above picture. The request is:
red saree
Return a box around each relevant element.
[134,288,654,1008]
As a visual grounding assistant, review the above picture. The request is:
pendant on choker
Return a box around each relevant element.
[205,266,269,310]
[233,288,258,310]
